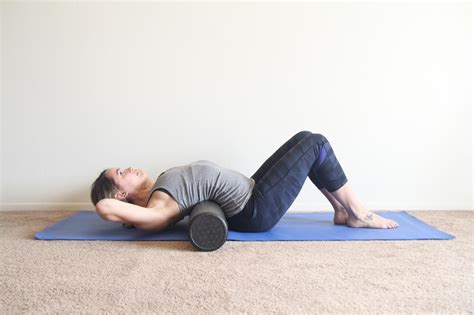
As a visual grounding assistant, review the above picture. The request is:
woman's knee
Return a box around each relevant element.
[296,130,313,138]
[303,132,327,145]
[296,130,327,143]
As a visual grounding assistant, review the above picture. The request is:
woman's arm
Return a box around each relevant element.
[95,198,172,232]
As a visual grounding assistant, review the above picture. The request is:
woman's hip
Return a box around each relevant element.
[227,183,292,232]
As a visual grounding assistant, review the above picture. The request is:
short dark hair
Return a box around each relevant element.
[90,169,119,206]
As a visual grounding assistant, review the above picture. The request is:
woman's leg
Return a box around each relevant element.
[330,183,399,228]
[320,188,349,225]
[309,140,398,228]
[228,131,398,232]
[232,131,348,231]
[248,131,349,224]
[250,131,314,182]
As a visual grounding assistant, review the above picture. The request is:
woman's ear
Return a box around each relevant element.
[114,191,128,202]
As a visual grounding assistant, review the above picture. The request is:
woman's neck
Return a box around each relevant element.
[130,178,155,207]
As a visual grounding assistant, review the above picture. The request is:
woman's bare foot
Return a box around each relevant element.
[333,206,349,225]
[327,183,399,229]
[346,209,399,229]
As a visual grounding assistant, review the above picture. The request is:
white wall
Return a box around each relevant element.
[1,2,472,211]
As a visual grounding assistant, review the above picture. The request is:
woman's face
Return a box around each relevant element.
[105,167,147,200]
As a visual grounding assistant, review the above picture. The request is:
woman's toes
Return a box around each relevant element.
[389,220,399,228]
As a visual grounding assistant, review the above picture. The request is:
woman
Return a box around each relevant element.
[90,131,399,232]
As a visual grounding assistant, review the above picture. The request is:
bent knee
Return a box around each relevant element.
[297,130,327,144]
[296,130,313,138]
[311,133,328,144]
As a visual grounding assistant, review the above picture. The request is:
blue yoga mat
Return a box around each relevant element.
[35,211,454,241]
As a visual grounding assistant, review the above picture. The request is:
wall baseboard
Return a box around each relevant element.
[1,203,94,211]
[0,202,471,211]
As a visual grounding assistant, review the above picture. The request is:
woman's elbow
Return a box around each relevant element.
[95,199,111,218]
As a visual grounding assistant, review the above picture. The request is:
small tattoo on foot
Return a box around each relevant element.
[366,214,373,221]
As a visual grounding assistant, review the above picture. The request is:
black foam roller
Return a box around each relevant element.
[188,201,228,251]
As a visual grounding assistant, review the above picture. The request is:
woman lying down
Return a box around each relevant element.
[90,131,399,233]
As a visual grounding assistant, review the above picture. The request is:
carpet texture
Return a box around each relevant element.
[1,210,472,314]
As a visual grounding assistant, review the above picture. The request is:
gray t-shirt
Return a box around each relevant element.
[146,160,255,221]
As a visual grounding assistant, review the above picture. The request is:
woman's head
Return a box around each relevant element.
[90,167,150,206]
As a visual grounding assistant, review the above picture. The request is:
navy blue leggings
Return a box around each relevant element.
[227,131,348,232]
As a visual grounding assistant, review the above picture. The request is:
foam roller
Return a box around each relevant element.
[188,201,228,251]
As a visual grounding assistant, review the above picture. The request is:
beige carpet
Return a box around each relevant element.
[0,210,472,314]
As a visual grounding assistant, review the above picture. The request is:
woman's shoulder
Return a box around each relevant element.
[147,190,180,213]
